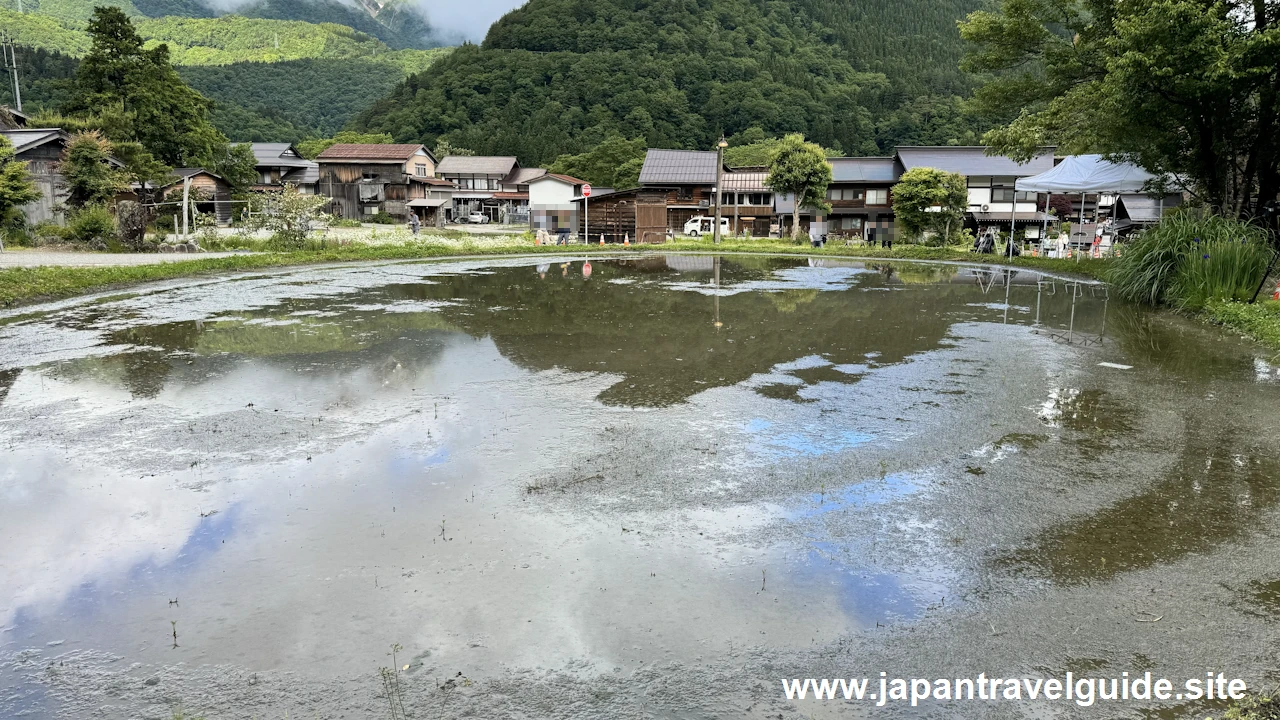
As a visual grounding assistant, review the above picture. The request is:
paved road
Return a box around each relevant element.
[0,251,252,268]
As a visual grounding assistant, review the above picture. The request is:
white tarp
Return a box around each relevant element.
[1015,154,1160,193]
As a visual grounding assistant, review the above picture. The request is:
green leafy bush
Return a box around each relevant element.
[64,204,119,247]
[367,211,399,225]
[1107,211,1271,309]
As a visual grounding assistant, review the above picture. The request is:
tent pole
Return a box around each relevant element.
[1077,192,1086,263]
[1009,192,1016,258]
[1041,192,1049,250]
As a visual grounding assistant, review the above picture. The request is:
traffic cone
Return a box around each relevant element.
[1273,281,1279,301]
[599,234,605,246]
[623,233,630,246]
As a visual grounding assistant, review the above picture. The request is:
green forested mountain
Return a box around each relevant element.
[179,57,425,139]
[0,0,437,48]
[0,0,450,142]
[351,0,989,166]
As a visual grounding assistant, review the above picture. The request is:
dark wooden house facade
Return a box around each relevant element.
[574,188,670,243]
[316,144,439,222]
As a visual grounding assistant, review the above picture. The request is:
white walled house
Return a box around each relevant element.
[528,173,586,235]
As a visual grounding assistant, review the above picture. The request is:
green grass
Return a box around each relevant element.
[0,240,1108,309]
[1204,298,1280,354]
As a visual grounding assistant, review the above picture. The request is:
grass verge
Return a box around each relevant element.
[0,239,1108,309]
[1204,298,1280,354]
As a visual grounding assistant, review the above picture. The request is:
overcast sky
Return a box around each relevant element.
[415,0,526,43]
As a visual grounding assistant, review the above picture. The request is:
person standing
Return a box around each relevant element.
[409,213,421,236]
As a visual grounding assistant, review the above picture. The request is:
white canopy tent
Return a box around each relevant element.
[1015,154,1160,194]
[1015,155,1170,257]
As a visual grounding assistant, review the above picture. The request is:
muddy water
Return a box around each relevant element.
[1,255,1278,719]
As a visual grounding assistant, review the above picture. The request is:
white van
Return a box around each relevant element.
[682,216,731,237]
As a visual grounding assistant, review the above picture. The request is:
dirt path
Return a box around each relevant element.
[0,250,256,268]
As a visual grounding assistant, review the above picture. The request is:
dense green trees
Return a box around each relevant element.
[66,7,223,167]
[178,57,420,139]
[350,0,991,165]
[961,0,1280,223]
[548,136,646,189]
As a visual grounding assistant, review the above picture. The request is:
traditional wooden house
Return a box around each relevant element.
[436,156,546,223]
[637,149,729,233]
[250,143,319,194]
[0,127,71,225]
[719,167,776,237]
[572,187,670,244]
[316,143,438,222]
[817,157,898,243]
[159,168,235,226]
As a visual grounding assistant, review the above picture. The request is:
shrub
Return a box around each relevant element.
[1225,689,1280,720]
[64,205,118,248]
[331,218,364,228]
[367,211,399,225]
[1107,210,1271,308]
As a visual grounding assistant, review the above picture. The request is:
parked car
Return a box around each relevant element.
[466,212,490,225]
[682,215,730,237]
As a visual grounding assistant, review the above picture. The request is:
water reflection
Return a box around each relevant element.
[1002,421,1280,584]
[4,257,1116,409]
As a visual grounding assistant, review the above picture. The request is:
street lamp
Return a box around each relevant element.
[714,137,728,245]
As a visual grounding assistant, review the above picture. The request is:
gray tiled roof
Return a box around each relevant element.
[829,157,898,183]
[507,167,548,185]
[282,165,320,185]
[250,142,312,169]
[437,155,519,176]
[896,146,1055,176]
[722,171,770,192]
[639,149,723,185]
[1,128,66,154]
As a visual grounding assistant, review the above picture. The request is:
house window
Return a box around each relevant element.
[968,176,992,188]
[827,188,865,201]
[362,172,378,181]
[867,189,888,205]
[841,217,864,230]
[415,164,428,177]
[992,189,1036,203]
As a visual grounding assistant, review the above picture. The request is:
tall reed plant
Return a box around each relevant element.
[1108,210,1273,309]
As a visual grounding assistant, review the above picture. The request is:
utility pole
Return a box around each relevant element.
[714,137,727,244]
[1,37,21,112]
[182,176,192,238]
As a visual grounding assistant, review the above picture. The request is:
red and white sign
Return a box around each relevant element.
[582,184,592,197]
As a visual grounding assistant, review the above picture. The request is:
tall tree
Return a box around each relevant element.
[892,167,968,243]
[960,0,1280,225]
[66,6,225,167]
[200,143,259,196]
[765,134,832,241]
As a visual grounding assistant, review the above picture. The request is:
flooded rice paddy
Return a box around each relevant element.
[1,254,1279,719]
